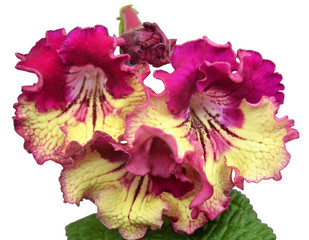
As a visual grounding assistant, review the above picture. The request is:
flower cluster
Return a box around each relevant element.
[14,6,298,240]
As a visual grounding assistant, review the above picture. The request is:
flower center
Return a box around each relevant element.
[66,65,106,102]
[64,65,112,124]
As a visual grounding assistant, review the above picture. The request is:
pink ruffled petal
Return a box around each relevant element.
[155,37,238,116]
[237,50,285,105]
[58,25,134,98]
[193,49,285,127]
[197,49,284,107]
[171,37,237,70]
[157,36,286,122]
[125,125,197,198]
[125,137,153,176]
[15,29,68,112]
[151,167,194,198]
[148,137,176,178]
[154,68,201,117]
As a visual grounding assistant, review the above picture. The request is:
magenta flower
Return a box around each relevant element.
[13,6,299,240]
[123,36,299,230]
[14,25,149,165]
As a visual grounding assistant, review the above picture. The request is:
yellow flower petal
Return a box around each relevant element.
[197,155,233,220]
[60,148,127,204]
[225,97,299,183]
[188,95,235,219]
[60,138,169,240]
[162,191,207,234]
[95,175,168,240]
[161,168,207,234]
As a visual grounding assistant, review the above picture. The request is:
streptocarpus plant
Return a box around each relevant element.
[13,5,299,240]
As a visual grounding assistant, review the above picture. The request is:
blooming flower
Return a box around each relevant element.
[14,6,299,240]
[14,25,149,166]
[122,37,299,233]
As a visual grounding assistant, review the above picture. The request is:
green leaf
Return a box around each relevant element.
[65,190,276,240]
[195,190,276,240]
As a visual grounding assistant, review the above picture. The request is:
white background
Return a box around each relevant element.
[1,0,308,239]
